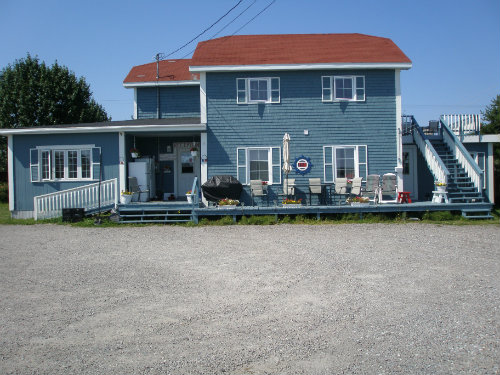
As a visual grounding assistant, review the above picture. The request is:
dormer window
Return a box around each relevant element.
[237,77,280,104]
[322,75,365,102]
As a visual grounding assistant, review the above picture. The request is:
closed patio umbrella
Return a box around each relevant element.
[282,133,291,196]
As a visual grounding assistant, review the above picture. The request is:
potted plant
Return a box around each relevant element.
[346,196,370,206]
[435,181,447,192]
[120,190,133,204]
[186,190,194,204]
[190,146,198,157]
[218,198,239,208]
[282,198,302,208]
[130,147,140,158]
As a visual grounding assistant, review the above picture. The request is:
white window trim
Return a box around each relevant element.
[236,146,281,185]
[323,145,368,183]
[30,145,98,182]
[322,75,365,102]
[236,77,280,104]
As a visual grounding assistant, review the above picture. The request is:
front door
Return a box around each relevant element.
[402,145,418,201]
[175,142,200,198]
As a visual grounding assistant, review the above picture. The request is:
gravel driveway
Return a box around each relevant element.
[0,223,499,374]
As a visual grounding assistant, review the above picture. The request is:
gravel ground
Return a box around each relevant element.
[0,223,499,374]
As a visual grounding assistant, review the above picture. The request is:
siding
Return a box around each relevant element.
[206,70,398,203]
[12,133,120,211]
[137,86,200,119]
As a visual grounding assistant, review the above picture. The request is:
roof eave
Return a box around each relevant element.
[123,80,200,88]
[0,123,206,136]
[189,62,412,73]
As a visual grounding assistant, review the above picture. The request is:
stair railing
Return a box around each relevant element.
[34,178,118,220]
[409,116,450,185]
[190,176,199,206]
[440,117,483,192]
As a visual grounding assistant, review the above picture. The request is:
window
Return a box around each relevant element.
[236,77,280,104]
[236,147,281,185]
[322,75,365,102]
[323,145,367,182]
[29,146,100,182]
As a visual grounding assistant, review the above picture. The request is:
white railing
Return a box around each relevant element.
[34,178,118,220]
[441,114,481,136]
[412,120,450,185]
[440,118,483,192]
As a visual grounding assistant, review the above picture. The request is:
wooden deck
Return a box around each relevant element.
[117,200,494,223]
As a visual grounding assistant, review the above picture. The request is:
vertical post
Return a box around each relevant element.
[394,70,403,192]
[119,132,126,195]
[7,135,14,212]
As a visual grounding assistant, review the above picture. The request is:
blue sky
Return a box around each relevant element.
[1,0,499,125]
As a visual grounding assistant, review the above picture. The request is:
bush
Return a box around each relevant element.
[0,182,8,203]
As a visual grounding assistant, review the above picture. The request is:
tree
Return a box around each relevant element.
[0,54,110,172]
[480,94,500,203]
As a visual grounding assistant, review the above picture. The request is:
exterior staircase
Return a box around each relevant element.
[117,202,195,223]
[429,139,485,204]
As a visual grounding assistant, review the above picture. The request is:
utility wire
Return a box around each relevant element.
[229,0,275,36]
[180,0,258,59]
[160,0,243,59]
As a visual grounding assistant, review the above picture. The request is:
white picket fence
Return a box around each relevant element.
[34,178,118,220]
[441,114,481,136]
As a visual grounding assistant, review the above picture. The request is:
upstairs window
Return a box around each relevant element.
[322,75,365,102]
[237,77,280,104]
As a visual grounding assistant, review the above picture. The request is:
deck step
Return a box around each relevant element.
[461,208,494,220]
[117,203,195,224]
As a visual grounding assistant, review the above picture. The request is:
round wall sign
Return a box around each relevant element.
[293,155,312,175]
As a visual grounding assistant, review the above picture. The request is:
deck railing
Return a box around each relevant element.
[34,178,118,220]
[409,116,450,185]
[440,118,483,192]
[441,114,482,137]
[190,176,199,207]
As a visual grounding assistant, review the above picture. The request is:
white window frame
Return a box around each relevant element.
[236,146,281,185]
[323,145,368,183]
[322,75,365,102]
[29,145,99,182]
[236,77,280,104]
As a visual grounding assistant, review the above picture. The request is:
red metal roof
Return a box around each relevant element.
[123,59,199,84]
[190,33,411,67]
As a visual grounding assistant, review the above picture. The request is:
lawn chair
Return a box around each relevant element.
[308,178,323,205]
[128,177,149,202]
[363,174,380,203]
[250,179,268,206]
[379,173,398,203]
[334,178,349,205]
[350,177,363,198]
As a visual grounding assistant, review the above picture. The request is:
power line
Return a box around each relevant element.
[180,0,258,59]
[179,0,275,59]
[230,0,275,36]
[159,0,243,60]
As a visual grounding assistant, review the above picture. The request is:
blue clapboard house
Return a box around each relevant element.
[1,34,498,221]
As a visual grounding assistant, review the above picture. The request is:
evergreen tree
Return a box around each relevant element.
[0,54,110,172]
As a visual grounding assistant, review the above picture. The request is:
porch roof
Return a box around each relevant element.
[0,118,204,135]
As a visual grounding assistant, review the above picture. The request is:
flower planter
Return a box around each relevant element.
[436,185,446,192]
[186,194,194,204]
[282,204,302,208]
[191,151,198,157]
[131,152,139,159]
[120,194,132,204]
[218,205,237,209]
[350,202,370,207]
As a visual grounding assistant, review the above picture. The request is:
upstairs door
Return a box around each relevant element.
[175,142,200,198]
[402,145,418,201]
